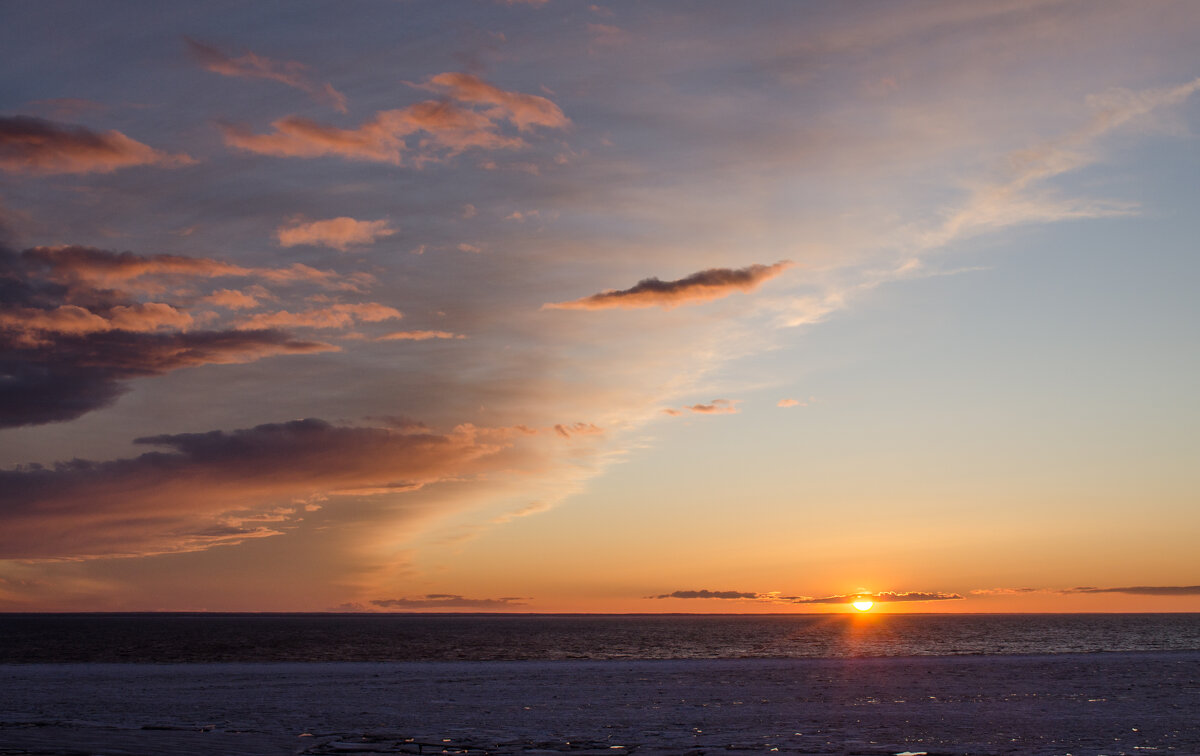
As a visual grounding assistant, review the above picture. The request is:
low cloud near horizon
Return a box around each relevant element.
[650,589,963,604]
[371,594,529,609]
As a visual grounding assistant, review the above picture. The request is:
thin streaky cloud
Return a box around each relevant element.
[1062,585,1200,596]
[377,330,465,341]
[371,595,529,609]
[543,262,792,310]
[186,37,347,113]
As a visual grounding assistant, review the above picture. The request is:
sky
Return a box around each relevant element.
[1,0,1198,613]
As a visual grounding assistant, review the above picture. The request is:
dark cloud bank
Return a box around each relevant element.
[0,244,331,428]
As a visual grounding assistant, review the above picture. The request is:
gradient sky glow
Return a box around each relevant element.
[2,0,1198,612]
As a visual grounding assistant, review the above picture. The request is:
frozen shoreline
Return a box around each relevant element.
[3,652,1199,755]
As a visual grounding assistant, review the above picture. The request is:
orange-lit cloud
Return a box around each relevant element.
[371,594,528,609]
[186,37,347,112]
[777,398,803,408]
[221,73,566,165]
[651,589,963,604]
[276,217,398,251]
[553,422,602,439]
[0,116,194,175]
[0,419,516,559]
[377,330,465,341]
[424,72,568,132]
[202,288,262,310]
[685,399,739,415]
[0,244,389,427]
[543,262,792,310]
[236,303,401,330]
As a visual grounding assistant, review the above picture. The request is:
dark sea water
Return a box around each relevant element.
[2,613,1198,663]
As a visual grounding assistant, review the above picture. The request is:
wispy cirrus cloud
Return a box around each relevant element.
[543,262,792,310]
[221,73,566,165]
[371,594,528,609]
[684,399,739,415]
[0,116,194,176]
[0,419,518,559]
[276,217,397,251]
[186,37,347,112]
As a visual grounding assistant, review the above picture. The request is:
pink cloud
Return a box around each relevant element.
[202,289,262,310]
[685,399,739,415]
[276,217,398,251]
[544,262,792,310]
[221,73,566,165]
[186,38,347,112]
[0,116,194,175]
[377,330,465,341]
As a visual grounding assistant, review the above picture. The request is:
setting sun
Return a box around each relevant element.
[852,600,874,612]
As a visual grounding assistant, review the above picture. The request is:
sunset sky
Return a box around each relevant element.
[2,0,1198,613]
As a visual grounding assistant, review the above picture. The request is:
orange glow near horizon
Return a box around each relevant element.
[852,600,875,612]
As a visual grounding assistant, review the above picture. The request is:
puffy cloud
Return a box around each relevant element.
[221,73,566,165]
[202,288,262,310]
[0,419,514,559]
[235,303,401,330]
[777,398,802,408]
[0,244,348,427]
[651,589,759,600]
[0,116,194,175]
[1062,585,1200,596]
[186,37,347,112]
[377,330,465,341]
[543,262,792,310]
[276,217,397,251]
[371,594,528,609]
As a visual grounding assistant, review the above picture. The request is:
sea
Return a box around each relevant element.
[2,612,1199,663]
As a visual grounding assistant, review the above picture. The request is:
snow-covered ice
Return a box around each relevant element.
[2,652,1198,755]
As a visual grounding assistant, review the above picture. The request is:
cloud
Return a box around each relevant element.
[235,303,401,330]
[651,589,759,600]
[685,399,738,415]
[649,589,964,604]
[543,262,792,310]
[0,244,368,427]
[221,72,567,165]
[371,594,528,609]
[790,591,964,604]
[0,116,194,175]
[423,73,568,132]
[377,330,465,341]
[0,419,515,559]
[553,422,602,439]
[276,217,397,251]
[202,288,262,310]
[186,38,347,112]
[922,77,1200,250]
[1062,585,1200,597]
[777,398,803,408]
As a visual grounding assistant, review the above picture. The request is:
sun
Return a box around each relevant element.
[851,599,874,612]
